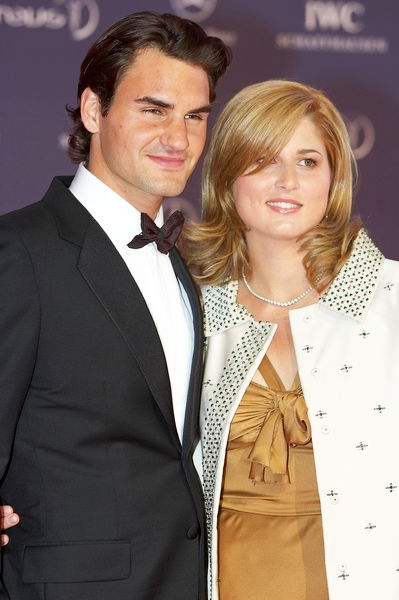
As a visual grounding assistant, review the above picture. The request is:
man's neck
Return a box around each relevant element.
[85,162,163,218]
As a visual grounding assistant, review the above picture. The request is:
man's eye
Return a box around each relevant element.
[143,108,163,115]
[185,113,203,120]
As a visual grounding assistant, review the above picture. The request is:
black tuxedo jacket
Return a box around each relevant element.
[0,177,206,600]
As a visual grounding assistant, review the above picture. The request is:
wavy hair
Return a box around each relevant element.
[67,11,231,164]
[182,79,361,291]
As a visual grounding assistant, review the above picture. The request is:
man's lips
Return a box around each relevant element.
[147,154,186,168]
[266,200,302,214]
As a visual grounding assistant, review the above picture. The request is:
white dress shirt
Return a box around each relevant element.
[69,163,194,442]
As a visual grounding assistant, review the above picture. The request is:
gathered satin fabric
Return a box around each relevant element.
[217,354,329,599]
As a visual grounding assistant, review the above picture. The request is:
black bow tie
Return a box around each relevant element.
[128,210,185,254]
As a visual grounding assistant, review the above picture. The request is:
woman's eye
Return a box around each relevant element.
[300,158,317,167]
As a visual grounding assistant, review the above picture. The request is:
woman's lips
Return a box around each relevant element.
[266,200,302,214]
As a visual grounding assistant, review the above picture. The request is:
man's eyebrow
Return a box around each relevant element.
[135,96,211,114]
[189,104,212,114]
[135,96,172,109]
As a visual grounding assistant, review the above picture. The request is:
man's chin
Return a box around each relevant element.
[157,181,188,199]
[140,171,192,200]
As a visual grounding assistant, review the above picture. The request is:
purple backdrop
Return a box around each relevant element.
[1,0,398,257]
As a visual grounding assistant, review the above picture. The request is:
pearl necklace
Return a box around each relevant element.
[242,270,313,307]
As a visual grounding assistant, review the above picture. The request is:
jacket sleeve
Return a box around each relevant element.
[0,224,40,481]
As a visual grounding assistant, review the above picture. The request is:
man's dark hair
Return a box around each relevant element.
[67,11,232,163]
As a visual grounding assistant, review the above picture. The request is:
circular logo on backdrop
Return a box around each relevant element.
[0,0,100,40]
[344,115,375,160]
[163,196,199,221]
[54,0,100,40]
[169,0,217,23]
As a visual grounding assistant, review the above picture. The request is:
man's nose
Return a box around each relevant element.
[159,118,189,151]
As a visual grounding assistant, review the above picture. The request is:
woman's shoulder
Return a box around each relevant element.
[201,279,238,304]
[384,256,399,272]
[380,257,399,294]
[201,280,256,335]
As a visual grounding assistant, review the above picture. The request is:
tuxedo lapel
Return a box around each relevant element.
[169,248,204,452]
[44,178,180,446]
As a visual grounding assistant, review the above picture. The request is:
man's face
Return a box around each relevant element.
[82,47,211,214]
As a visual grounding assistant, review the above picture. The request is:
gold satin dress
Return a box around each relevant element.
[217,354,329,599]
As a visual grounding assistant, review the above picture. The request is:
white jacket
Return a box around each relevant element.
[201,229,399,600]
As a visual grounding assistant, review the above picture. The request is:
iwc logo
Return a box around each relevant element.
[169,0,217,23]
[276,0,389,54]
[305,1,365,34]
[344,114,375,160]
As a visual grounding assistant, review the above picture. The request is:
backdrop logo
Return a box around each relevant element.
[55,0,99,40]
[305,1,365,34]
[0,0,100,40]
[58,132,69,150]
[169,0,217,23]
[276,0,388,54]
[344,114,375,160]
[163,196,199,220]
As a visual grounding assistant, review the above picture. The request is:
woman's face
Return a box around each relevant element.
[233,116,331,246]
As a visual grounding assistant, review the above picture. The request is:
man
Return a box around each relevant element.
[0,12,230,599]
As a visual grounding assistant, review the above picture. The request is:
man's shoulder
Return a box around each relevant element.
[1,176,73,222]
[0,203,50,246]
[0,176,80,237]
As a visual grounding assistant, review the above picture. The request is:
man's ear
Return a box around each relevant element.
[80,87,101,134]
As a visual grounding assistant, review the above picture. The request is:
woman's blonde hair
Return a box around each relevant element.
[182,79,361,290]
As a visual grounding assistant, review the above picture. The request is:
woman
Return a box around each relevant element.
[183,80,399,599]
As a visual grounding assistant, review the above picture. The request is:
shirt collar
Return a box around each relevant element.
[69,163,164,249]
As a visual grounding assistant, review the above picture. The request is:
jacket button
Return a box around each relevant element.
[186,525,200,540]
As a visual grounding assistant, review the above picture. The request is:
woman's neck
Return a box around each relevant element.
[244,238,310,301]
